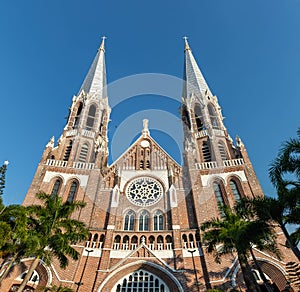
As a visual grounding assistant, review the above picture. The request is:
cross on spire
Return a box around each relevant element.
[99,36,107,52]
[183,36,191,51]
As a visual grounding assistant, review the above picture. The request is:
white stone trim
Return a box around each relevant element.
[43,171,89,187]
[208,256,238,284]
[169,184,178,207]
[111,185,120,208]
[112,268,170,292]
[119,170,169,193]
[97,260,184,292]
[201,170,247,187]
[182,249,202,257]
[82,248,102,257]
[107,225,115,230]
[19,257,53,286]
[252,247,287,266]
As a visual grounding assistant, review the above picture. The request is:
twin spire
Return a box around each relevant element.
[182,37,212,100]
[79,36,212,103]
[79,36,107,99]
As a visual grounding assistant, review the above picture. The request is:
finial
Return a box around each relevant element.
[99,36,107,52]
[236,135,244,147]
[183,36,191,51]
[142,119,150,136]
[3,160,9,166]
[46,136,55,148]
[141,236,146,244]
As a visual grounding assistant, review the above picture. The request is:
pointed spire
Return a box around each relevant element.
[79,36,107,99]
[99,36,106,52]
[182,37,212,100]
[183,36,191,51]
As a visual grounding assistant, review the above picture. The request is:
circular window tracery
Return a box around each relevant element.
[126,177,163,206]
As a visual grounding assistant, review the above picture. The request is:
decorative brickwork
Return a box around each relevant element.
[2,39,298,292]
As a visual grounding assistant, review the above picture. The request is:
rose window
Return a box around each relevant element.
[126,177,163,206]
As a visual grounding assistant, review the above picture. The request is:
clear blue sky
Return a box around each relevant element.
[0,1,299,205]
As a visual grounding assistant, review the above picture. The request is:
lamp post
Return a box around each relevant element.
[75,248,93,292]
[188,249,200,292]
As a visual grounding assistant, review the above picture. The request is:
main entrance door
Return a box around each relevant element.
[113,269,169,292]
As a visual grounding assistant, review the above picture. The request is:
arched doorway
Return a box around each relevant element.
[113,269,169,292]
[98,261,184,292]
[253,260,289,292]
[5,259,50,292]
[234,260,289,291]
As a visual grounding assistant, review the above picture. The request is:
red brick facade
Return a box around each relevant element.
[2,39,299,292]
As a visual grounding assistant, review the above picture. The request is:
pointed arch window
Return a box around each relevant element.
[86,105,96,131]
[67,180,78,202]
[208,104,220,129]
[213,182,225,216]
[73,102,83,128]
[194,104,204,131]
[230,180,242,202]
[139,210,149,231]
[182,105,191,130]
[63,140,73,161]
[202,141,211,162]
[124,210,135,231]
[79,144,89,162]
[114,270,169,292]
[51,178,62,197]
[218,141,228,160]
[154,210,164,231]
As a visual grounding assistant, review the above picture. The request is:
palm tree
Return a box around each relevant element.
[238,193,300,261]
[268,129,300,260]
[201,206,280,292]
[16,192,89,292]
[269,129,300,258]
[0,204,36,284]
[269,128,300,187]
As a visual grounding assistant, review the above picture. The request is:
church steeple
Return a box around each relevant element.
[181,38,234,166]
[42,39,111,169]
[79,36,107,99]
[182,37,212,101]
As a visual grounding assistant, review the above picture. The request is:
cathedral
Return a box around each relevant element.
[3,38,299,291]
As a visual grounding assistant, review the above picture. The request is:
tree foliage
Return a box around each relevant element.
[0,161,8,209]
[201,205,280,292]
[16,192,89,292]
[268,128,300,260]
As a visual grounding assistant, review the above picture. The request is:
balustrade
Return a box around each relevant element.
[183,241,201,250]
[66,129,78,137]
[131,243,138,250]
[157,243,164,250]
[195,161,217,170]
[82,129,95,138]
[46,159,68,167]
[223,158,244,167]
[166,243,173,250]
[73,161,95,170]
[195,130,208,138]
[86,240,201,251]
[196,158,244,170]
[113,243,120,250]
